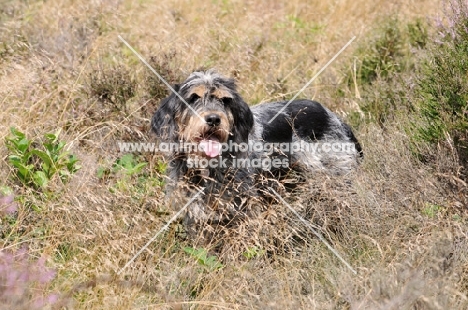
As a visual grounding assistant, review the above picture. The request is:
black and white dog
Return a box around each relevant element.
[151,70,362,236]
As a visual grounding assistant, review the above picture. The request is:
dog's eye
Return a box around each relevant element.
[188,93,200,103]
[220,97,232,105]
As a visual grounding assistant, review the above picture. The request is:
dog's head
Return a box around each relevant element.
[152,70,254,158]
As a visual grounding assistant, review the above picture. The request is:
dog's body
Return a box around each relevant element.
[250,99,362,175]
[151,70,362,240]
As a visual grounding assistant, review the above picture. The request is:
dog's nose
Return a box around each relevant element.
[205,114,221,127]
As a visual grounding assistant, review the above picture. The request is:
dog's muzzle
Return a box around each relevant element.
[198,113,225,158]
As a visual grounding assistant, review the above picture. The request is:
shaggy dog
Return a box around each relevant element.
[151,70,362,242]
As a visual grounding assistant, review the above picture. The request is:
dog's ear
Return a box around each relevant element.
[230,94,254,144]
[151,91,180,142]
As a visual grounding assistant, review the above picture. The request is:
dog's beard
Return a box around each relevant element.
[180,126,230,158]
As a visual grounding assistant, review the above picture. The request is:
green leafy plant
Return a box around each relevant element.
[5,127,81,189]
[243,246,265,259]
[183,247,224,271]
[97,154,148,179]
[98,154,167,194]
[112,154,147,175]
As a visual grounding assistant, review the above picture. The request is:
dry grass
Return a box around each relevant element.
[1,0,468,309]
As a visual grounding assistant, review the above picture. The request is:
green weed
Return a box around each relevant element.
[55,242,78,263]
[243,246,265,259]
[112,153,148,175]
[5,128,81,189]
[422,204,442,218]
[97,154,146,179]
[98,154,165,194]
[183,247,224,271]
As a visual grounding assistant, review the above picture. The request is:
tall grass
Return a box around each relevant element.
[1,0,468,309]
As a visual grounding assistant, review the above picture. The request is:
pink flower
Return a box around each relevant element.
[0,194,18,214]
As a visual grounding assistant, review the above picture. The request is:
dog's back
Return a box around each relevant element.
[250,99,362,175]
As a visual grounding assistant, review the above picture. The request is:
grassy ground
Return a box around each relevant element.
[1,0,468,309]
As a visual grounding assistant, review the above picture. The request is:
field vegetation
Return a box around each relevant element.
[1,0,467,308]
